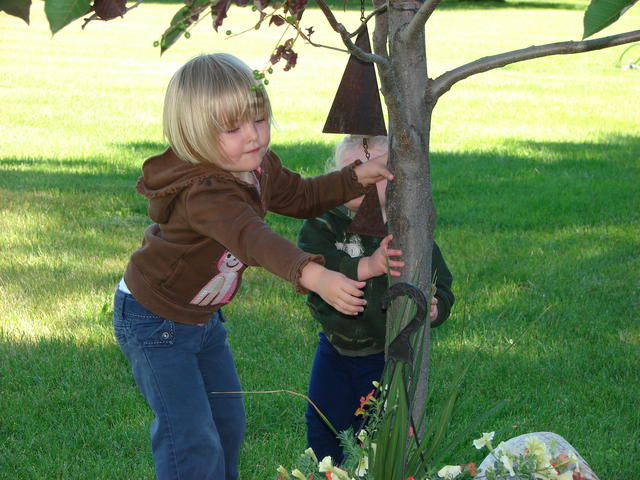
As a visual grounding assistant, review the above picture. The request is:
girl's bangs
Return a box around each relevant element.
[215,85,270,131]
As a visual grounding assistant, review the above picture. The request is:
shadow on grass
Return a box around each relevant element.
[0,333,155,479]
[1,134,638,478]
[432,133,640,234]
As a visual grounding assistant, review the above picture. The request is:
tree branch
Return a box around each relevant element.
[432,30,640,99]
[350,4,388,38]
[402,0,441,43]
[313,0,390,66]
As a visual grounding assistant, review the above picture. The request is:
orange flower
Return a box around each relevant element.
[467,462,476,476]
[354,389,376,416]
[408,426,414,438]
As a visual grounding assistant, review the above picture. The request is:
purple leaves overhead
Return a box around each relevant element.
[270,39,298,71]
[93,0,126,20]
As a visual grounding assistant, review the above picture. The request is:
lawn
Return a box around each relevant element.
[0,1,638,478]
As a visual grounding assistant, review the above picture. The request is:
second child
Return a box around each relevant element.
[297,135,455,464]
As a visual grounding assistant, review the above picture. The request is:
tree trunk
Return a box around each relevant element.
[375,0,436,437]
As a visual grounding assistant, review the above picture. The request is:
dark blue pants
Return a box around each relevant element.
[305,332,385,464]
[113,289,245,480]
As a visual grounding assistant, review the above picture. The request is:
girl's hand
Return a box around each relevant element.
[300,262,366,315]
[358,234,404,280]
[429,297,438,321]
[353,153,393,187]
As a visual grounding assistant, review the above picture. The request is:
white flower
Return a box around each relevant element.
[499,453,515,477]
[437,465,463,479]
[291,469,307,480]
[357,429,368,443]
[473,431,495,450]
[355,455,368,477]
[318,456,333,472]
[303,447,318,464]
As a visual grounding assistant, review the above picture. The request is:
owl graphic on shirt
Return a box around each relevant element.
[190,251,244,307]
[335,234,364,258]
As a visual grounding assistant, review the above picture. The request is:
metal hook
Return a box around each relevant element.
[381,282,428,363]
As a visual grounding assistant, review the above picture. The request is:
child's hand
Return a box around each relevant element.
[429,297,438,322]
[300,262,366,315]
[353,153,393,187]
[358,234,404,280]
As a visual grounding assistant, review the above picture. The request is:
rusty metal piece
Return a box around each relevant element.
[347,186,386,237]
[381,282,428,364]
[322,25,387,136]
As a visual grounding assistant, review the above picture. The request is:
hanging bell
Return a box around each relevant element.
[323,25,387,237]
[322,25,387,136]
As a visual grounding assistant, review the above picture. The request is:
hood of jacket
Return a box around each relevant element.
[135,148,233,224]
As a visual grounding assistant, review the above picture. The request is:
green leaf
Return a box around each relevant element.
[44,0,92,34]
[160,23,185,55]
[583,0,638,39]
[159,3,209,54]
[0,0,31,24]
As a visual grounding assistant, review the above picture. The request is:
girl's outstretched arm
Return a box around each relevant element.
[299,262,367,316]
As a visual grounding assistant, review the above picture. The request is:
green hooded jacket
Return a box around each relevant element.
[297,206,455,356]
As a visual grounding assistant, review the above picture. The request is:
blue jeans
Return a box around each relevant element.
[113,289,245,480]
[305,332,385,464]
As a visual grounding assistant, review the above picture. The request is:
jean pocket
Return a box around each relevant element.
[129,312,175,348]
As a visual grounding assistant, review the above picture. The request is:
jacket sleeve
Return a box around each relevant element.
[297,216,361,281]
[431,241,455,327]
[266,153,368,220]
[186,180,323,293]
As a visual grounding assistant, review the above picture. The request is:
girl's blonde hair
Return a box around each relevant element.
[163,53,272,165]
[332,135,388,171]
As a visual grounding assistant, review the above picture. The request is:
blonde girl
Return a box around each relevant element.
[112,53,392,480]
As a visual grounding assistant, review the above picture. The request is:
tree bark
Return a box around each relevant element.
[376,0,436,438]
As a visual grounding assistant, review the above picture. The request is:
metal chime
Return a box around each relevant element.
[322,1,387,237]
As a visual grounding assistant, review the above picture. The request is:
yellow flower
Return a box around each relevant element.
[499,454,515,477]
[291,469,307,480]
[355,455,368,477]
[525,436,553,470]
[331,465,352,480]
[318,456,333,472]
[276,465,290,479]
[472,431,495,450]
[303,447,318,464]
[437,465,462,479]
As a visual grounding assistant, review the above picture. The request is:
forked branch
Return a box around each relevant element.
[432,29,640,98]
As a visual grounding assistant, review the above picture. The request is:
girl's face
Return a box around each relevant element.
[218,118,270,175]
[342,143,388,213]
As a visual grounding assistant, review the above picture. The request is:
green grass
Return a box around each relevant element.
[1,1,639,478]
